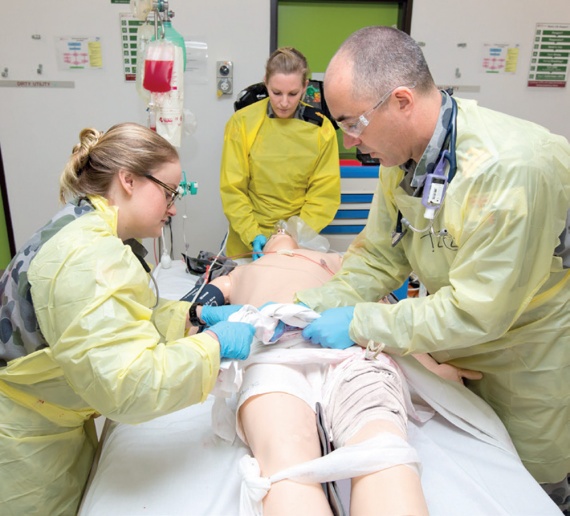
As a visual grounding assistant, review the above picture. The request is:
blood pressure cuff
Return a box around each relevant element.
[181,283,225,306]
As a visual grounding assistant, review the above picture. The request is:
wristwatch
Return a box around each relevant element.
[189,303,203,327]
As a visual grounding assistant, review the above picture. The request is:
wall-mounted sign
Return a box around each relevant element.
[56,36,103,70]
[0,81,75,88]
[528,22,569,88]
[120,13,146,82]
[481,43,520,74]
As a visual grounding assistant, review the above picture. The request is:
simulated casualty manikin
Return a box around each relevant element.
[192,224,429,516]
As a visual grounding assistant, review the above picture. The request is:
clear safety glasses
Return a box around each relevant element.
[145,174,183,209]
[335,84,415,138]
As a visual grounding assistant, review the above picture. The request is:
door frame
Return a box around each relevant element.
[0,144,16,265]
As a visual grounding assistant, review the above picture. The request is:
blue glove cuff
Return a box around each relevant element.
[200,304,214,326]
[252,234,267,261]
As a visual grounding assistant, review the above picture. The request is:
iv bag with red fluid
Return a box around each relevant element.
[143,40,175,93]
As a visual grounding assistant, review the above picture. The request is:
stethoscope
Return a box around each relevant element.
[391,95,458,248]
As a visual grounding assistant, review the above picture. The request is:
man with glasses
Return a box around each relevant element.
[297,26,569,512]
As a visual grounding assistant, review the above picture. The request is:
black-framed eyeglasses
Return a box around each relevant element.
[144,174,183,209]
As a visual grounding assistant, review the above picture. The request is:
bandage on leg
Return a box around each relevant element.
[347,421,428,516]
[239,392,332,515]
[323,357,408,448]
[239,430,422,516]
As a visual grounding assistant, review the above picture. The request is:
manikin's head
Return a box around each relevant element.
[268,217,331,253]
[264,232,299,253]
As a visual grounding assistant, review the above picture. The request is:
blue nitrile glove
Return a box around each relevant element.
[252,234,267,261]
[208,321,255,360]
[200,304,243,326]
[302,306,355,349]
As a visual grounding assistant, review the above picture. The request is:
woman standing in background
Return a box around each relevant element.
[220,47,341,259]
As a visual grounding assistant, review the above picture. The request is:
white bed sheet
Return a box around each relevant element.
[79,260,559,515]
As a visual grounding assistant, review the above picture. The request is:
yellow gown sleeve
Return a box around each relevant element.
[299,111,570,359]
[301,101,570,483]
[29,213,221,424]
[297,165,411,309]
[220,108,263,250]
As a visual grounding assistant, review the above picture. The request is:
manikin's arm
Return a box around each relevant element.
[182,276,233,336]
[209,275,232,303]
[413,353,483,384]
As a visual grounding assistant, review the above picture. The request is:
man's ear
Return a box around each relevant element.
[394,86,414,113]
[117,169,135,196]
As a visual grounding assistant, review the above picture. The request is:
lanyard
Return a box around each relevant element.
[392,97,457,247]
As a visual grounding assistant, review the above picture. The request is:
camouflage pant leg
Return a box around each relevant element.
[542,474,570,515]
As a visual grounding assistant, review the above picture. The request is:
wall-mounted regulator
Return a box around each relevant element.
[216,60,233,97]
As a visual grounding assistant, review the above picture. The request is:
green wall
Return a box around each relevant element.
[0,190,11,269]
[278,2,399,74]
[277,1,399,157]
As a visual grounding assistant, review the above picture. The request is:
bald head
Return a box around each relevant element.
[325,26,436,103]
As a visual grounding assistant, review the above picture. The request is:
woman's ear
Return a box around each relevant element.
[117,169,135,197]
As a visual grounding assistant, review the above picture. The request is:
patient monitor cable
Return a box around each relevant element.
[189,230,229,304]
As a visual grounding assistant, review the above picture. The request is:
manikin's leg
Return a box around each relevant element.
[324,356,429,516]
[239,392,333,516]
[347,420,429,516]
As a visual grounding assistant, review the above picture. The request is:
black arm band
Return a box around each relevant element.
[189,303,203,327]
[181,283,225,307]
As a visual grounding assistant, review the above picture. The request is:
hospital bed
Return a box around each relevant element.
[79,259,559,516]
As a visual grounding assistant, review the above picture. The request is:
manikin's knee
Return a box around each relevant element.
[256,420,321,473]
[240,393,321,475]
[324,357,408,448]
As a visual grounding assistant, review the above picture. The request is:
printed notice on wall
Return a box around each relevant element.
[481,43,520,74]
[528,22,569,88]
[120,13,147,82]
[185,39,208,84]
[56,36,103,70]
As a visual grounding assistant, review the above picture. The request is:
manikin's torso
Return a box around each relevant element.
[226,234,342,306]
